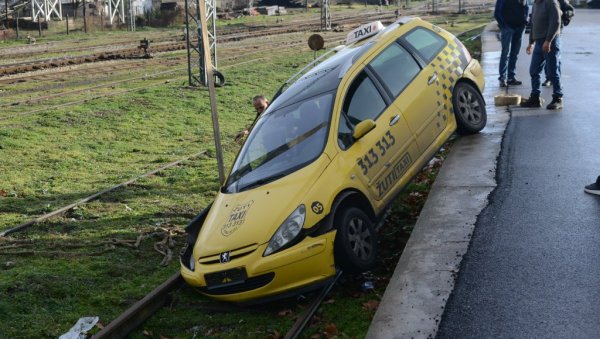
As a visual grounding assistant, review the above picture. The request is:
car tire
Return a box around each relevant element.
[334,207,378,274]
[214,70,225,87]
[452,82,487,135]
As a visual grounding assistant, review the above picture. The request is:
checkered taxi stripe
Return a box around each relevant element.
[430,41,468,130]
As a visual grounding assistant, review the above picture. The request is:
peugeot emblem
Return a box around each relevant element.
[220,251,231,263]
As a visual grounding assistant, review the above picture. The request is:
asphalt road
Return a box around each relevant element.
[437,10,600,338]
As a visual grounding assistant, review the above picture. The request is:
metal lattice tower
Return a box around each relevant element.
[184,0,218,86]
[107,0,125,25]
[128,0,135,31]
[31,0,62,21]
[320,0,331,31]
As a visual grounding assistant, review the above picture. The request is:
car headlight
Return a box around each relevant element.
[264,205,305,256]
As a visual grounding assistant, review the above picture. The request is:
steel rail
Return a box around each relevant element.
[92,272,184,339]
[284,270,343,339]
[89,270,342,339]
[0,150,206,237]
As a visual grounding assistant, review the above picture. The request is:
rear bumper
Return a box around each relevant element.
[180,231,337,303]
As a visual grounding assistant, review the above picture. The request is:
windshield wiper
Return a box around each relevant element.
[239,172,287,191]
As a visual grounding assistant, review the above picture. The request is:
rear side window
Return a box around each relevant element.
[369,43,421,98]
[403,27,447,63]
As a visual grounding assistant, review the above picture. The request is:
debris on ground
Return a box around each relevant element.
[0,225,184,265]
[59,316,99,339]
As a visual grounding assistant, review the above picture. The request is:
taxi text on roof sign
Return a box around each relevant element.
[345,21,385,44]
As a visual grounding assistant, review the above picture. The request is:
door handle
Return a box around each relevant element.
[428,72,438,85]
[389,115,401,126]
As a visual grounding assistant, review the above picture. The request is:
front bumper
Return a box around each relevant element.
[180,231,337,303]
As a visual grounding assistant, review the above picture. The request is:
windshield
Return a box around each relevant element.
[224,92,334,193]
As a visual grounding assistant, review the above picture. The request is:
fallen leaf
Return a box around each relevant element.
[0,189,7,197]
[362,299,380,312]
[324,323,338,335]
[310,334,323,339]
[277,309,293,317]
[267,330,281,339]
[143,330,153,337]
[160,335,170,339]
[323,299,335,305]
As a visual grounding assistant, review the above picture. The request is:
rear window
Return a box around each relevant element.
[402,27,447,63]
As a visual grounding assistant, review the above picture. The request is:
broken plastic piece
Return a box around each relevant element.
[59,316,99,339]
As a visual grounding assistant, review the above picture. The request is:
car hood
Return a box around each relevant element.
[194,154,331,258]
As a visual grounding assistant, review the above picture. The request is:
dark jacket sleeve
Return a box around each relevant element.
[545,0,561,42]
[494,0,506,28]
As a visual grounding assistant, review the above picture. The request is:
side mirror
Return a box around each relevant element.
[352,119,376,140]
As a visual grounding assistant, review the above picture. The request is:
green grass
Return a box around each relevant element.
[0,12,490,338]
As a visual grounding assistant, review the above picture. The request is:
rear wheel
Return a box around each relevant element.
[334,207,377,274]
[452,82,487,135]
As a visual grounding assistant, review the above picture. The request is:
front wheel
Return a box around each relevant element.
[452,82,487,135]
[334,207,378,274]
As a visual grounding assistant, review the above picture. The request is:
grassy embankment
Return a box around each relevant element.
[0,11,491,338]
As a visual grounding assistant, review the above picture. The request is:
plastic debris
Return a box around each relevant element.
[360,281,374,292]
[59,316,99,339]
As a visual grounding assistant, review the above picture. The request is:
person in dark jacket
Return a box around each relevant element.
[521,0,563,109]
[494,0,529,87]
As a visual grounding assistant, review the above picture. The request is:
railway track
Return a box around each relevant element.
[0,33,312,88]
[0,3,492,77]
[0,34,348,121]
[92,270,343,339]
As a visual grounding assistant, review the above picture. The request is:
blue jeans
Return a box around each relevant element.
[498,25,525,82]
[529,37,563,98]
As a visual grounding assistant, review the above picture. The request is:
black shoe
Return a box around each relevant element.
[584,176,600,196]
[500,80,507,88]
[546,97,563,110]
[520,95,543,108]
[542,79,552,87]
[507,78,522,86]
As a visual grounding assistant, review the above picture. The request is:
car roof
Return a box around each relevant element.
[266,17,418,113]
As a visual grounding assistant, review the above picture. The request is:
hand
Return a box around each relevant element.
[543,41,551,53]
[526,43,533,55]
[234,129,249,143]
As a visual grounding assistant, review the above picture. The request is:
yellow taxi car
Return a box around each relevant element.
[180,17,486,303]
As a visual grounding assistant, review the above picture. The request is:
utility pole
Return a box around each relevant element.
[183,0,218,86]
[197,0,225,185]
[320,0,330,31]
[128,0,135,31]
[83,0,87,33]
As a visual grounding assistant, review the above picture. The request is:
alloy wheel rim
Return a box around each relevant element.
[458,88,482,124]
[347,217,373,260]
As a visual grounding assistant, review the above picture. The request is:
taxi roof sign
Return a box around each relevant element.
[346,21,385,45]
